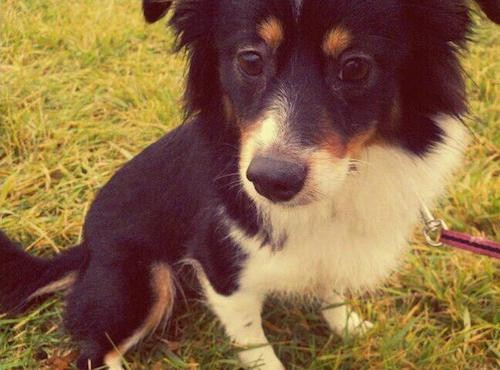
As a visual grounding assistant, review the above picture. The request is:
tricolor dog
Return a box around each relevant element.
[1,0,498,369]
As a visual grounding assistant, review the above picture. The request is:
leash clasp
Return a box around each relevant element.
[420,204,448,247]
[420,202,500,259]
[423,219,447,247]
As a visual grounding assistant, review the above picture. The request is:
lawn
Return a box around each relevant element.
[0,1,498,369]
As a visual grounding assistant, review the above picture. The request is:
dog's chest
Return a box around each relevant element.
[231,202,410,295]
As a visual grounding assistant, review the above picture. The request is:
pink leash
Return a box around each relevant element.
[440,229,500,259]
[421,204,500,260]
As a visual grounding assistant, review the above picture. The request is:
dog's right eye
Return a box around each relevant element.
[237,51,264,77]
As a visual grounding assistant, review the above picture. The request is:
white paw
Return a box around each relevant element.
[341,314,373,337]
[325,310,373,337]
[238,347,286,370]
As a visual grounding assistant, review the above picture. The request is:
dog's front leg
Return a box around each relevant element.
[204,285,285,370]
[320,291,373,337]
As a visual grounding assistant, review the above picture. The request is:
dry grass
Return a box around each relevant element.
[0,1,498,369]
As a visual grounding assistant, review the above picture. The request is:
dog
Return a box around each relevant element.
[1,1,498,369]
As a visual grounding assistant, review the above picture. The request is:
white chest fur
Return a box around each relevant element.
[229,115,468,296]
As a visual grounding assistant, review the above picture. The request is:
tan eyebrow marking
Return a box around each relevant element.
[322,26,352,57]
[258,17,284,50]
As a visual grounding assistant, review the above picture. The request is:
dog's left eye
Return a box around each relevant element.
[339,58,370,82]
[237,51,264,77]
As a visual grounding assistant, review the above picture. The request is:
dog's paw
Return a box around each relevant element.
[324,310,373,338]
[238,347,286,370]
[340,314,373,337]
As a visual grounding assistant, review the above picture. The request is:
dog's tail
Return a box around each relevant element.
[0,230,87,314]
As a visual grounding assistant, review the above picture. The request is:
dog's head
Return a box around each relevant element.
[144,0,498,207]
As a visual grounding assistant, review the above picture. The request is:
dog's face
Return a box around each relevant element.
[216,1,406,206]
[144,0,474,207]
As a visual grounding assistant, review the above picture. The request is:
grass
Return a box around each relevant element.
[0,1,498,369]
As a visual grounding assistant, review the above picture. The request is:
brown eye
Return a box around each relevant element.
[237,51,264,77]
[340,58,370,82]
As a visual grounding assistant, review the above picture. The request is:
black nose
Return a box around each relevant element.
[246,155,307,202]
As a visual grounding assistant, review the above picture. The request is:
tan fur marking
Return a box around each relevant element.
[146,263,174,333]
[103,263,175,369]
[240,121,261,142]
[239,113,270,147]
[318,126,379,159]
[346,127,378,156]
[319,132,347,158]
[258,17,284,50]
[223,95,235,121]
[323,27,352,57]
[28,271,78,300]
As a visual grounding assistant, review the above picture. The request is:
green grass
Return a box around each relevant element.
[0,1,498,369]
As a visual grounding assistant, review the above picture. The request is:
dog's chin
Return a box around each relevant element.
[244,183,344,210]
[268,194,317,208]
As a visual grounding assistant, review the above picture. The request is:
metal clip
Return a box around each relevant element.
[423,219,446,247]
[420,203,448,247]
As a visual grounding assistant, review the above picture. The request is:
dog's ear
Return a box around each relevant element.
[143,0,173,23]
[399,0,470,142]
[475,0,500,23]
[405,1,471,48]
[143,0,216,116]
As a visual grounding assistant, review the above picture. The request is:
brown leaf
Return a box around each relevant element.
[152,360,164,370]
[43,351,78,370]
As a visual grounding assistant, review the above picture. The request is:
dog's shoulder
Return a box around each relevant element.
[82,119,222,252]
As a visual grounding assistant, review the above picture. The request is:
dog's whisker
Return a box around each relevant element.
[213,172,241,182]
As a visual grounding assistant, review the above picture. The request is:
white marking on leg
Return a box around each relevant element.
[203,281,285,370]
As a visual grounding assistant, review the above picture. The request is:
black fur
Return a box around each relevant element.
[142,0,172,23]
[0,1,495,368]
[0,231,86,313]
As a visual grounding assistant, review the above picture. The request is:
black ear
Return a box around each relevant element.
[143,0,173,23]
[397,1,470,153]
[475,0,500,23]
